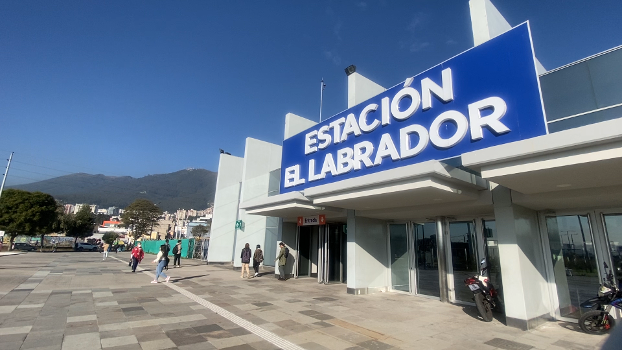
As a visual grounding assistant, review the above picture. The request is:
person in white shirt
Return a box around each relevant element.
[152,245,171,284]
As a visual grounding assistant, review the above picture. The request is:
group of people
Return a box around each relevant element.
[239,241,289,281]
[102,238,183,284]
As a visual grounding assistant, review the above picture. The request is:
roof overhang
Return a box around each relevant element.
[302,160,488,211]
[240,191,345,220]
[462,118,622,194]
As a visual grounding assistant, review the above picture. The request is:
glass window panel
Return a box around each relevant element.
[414,223,440,297]
[483,220,503,304]
[603,214,622,278]
[546,215,599,319]
[389,224,410,292]
[449,221,478,303]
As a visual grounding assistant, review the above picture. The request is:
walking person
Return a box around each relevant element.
[130,243,144,272]
[102,242,110,260]
[152,244,171,283]
[172,240,182,268]
[253,244,263,277]
[276,242,288,280]
[240,243,252,279]
[164,239,171,270]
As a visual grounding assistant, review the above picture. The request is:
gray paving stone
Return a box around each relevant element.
[62,332,101,350]
[101,335,139,348]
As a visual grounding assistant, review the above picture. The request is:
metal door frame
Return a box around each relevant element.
[539,208,621,321]
[387,222,414,294]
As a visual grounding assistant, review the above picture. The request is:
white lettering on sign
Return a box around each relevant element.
[285,67,512,187]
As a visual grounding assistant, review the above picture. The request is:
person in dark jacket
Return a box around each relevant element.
[172,240,182,268]
[276,242,287,280]
[253,244,263,277]
[164,239,171,270]
[240,243,252,279]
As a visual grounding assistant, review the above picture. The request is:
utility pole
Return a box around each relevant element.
[0,152,14,200]
[319,78,327,122]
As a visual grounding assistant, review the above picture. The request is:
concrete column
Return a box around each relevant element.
[346,210,389,295]
[493,186,552,330]
[436,217,449,303]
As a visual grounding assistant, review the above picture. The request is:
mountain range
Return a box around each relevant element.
[10,169,218,212]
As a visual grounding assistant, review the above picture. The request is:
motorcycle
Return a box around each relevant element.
[578,262,622,334]
[464,258,500,322]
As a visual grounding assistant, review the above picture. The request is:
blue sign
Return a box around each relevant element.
[280,22,547,193]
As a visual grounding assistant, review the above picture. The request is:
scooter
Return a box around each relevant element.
[464,258,499,322]
[578,262,622,334]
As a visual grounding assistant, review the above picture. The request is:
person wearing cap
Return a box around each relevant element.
[252,244,263,277]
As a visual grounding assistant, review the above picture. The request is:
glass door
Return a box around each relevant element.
[413,223,440,298]
[603,214,622,279]
[389,224,410,292]
[545,214,599,319]
[448,221,479,303]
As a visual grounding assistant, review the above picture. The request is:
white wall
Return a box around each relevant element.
[493,186,551,330]
[233,138,282,267]
[347,73,386,109]
[284,113,317,140]
[209,154,244,263]
[347,210,389,293]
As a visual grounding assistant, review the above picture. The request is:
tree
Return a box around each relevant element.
[102,232,119,245]
[192,224,209,239]
[0,189,58,250]
[62,204,96,244]
[121,199,162,240]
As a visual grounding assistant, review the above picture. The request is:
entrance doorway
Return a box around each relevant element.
[296,223,346,284]
[541,210,622,320]
[388,222,441,298]
[388,218,500,304]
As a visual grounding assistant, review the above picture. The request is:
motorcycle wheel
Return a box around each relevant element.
[474,293,494,322]
[579,310,615,334]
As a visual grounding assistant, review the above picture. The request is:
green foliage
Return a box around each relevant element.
[62,205,96,241]
[192,224,209,239]
[0,189,58,247]
[102,232,119,245]
[121,199,162,240]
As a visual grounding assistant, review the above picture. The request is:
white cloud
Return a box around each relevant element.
[446,39,458,45]
[410,42,430,52]
[324,50,342,65]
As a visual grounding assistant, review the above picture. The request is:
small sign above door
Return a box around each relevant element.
[297,215,326,226]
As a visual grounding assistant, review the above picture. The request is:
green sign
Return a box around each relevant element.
[235,220,243,229]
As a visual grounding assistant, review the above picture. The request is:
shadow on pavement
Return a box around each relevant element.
[170,274,209,282]
[461,306,507,324]
[557,321,583,333]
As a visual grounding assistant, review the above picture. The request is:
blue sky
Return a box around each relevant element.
[1,0,621,185]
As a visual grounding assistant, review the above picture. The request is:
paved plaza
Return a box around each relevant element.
[0,252,611,350]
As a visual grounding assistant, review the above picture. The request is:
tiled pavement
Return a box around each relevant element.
[0,252,611,350]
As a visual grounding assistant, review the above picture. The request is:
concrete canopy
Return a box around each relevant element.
[303,160,488,211]
[462,118,622,195]
[239,191,345,222]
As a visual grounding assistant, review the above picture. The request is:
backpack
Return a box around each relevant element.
[284,247,289,258]
[172,245,179,254]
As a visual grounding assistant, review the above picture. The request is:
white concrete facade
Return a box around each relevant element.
[211,0,622,331]
[208,154,244,263]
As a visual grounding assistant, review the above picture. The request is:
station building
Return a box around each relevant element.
[209,0,622,330]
